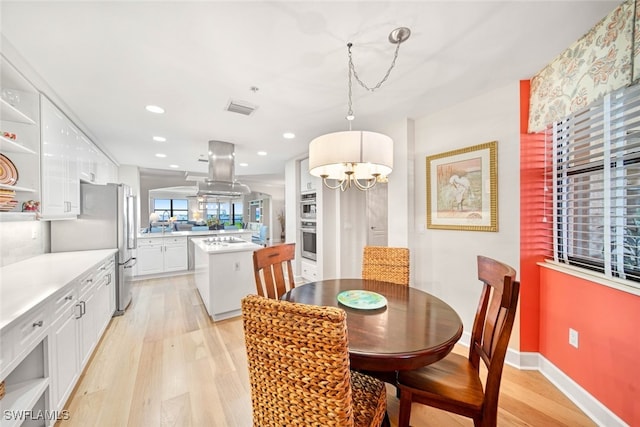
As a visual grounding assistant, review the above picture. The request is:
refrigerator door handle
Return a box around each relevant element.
[123,257,137,269]
[126,194,138,251]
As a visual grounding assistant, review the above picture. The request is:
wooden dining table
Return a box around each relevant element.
[281,278,463,372]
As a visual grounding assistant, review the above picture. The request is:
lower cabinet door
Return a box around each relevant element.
[78,290,98,368]
[52,307,80,412]
[136,244,164,275]
[164,242,188,272]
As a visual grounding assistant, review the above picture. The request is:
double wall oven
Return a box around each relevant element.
[300,192,317,261]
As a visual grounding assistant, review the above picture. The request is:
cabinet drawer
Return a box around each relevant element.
[96,256,115,281]
[164,236,186,245]
[138,238,162,247]
[97,256,115,273]
[301,262,318,281]
[52,285,78,321]
[78,273,97,297]
[9,304,51,362]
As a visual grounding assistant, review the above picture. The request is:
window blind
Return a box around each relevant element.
[550,82,640,287]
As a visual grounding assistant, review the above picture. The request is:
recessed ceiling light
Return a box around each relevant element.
[283,132,295,139]
[145,105,165,114]
[153,136,166,142]
[257,151,267,156]
[239,162,249,167]
[155,153,167,158]
[169,164,179,168]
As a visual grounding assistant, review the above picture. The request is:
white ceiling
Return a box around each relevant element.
[1,1,619,186]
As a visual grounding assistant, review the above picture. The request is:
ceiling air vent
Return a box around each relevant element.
[225,99,258,116]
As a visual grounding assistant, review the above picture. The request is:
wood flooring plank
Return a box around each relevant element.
[160,392,192,427]
[127,339,163,426]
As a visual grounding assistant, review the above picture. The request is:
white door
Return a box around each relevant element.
[366,182,388,246]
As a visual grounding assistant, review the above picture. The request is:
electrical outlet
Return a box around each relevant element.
[31,229,38,239]
[569,328,579,348]
[234,262,240,271]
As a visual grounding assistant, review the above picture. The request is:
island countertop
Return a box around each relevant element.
[192,237,262,254]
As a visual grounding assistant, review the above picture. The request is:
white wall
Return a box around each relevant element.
[412,82,521,341]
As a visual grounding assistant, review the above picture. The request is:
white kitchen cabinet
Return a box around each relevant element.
[78,278,98,369]
[1,250,116,426]
[301,260,319,282]
[135,236,188,276]
[164,236,188,272]
[95,150,118,184]
[136,240,164,275]
[78,134,98,183]
[50,285,79,414]
[40,96,80,219]
[193,239,261,321]
[299,157,318,193]
[48,253,114,415]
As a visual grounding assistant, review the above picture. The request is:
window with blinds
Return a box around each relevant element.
[550,82,640,287]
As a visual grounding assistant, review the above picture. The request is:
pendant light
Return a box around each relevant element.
[309,27,410,191]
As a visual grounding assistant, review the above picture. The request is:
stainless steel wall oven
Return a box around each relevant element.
[300,192,316,219]
[300,221,317,261]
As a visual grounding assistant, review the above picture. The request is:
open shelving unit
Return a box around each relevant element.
[0,340,49,427]
[0,54,41,218]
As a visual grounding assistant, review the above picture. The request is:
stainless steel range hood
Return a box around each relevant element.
[196,140,250,198]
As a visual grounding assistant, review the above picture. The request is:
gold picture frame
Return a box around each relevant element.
[426,141,497,231]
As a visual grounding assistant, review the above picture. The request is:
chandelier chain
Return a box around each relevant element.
[346,41,402,123]
[348,42,402,92]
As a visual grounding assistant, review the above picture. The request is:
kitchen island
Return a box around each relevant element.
[135,229,254,277]
[192,236,262,321]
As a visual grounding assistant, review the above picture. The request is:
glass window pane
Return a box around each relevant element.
[154,199,171,210]
[172,199,188,210]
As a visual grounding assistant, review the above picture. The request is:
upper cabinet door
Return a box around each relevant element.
[40,96,80,218]
[299,158,318,193]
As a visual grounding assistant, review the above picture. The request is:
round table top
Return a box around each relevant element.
[281,278,463,371]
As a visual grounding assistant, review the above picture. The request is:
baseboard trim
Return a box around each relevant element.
[457,333,628,427]
[536,355,629,427]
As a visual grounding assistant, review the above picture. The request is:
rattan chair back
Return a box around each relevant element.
[362,246,410,286]
[241,295,387,427]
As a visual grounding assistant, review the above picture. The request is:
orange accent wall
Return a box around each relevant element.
[520,79,640,426]
[519,80,544,351]
[539,268,640,426]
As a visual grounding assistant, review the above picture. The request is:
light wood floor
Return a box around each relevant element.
[59,274,596,426]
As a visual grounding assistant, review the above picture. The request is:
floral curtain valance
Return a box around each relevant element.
[528,0,635,133]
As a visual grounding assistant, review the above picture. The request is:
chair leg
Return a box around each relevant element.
[398,388,412,427]
[381,411,391,427]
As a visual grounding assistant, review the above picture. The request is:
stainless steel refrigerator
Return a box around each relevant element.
[51,182,137,315]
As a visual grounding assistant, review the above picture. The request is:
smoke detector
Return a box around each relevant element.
[225,99,258,116]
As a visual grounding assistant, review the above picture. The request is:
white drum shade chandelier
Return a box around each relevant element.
[309,27,410,191]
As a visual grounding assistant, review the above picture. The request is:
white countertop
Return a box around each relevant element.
[192,237,262,254]
[138,229,253,239]
[0,249,117,330]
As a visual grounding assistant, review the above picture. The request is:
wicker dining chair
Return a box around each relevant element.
[362,246,410,286]
[396,255,519,427]
[252,243,296,299]
[241,294,389,427]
